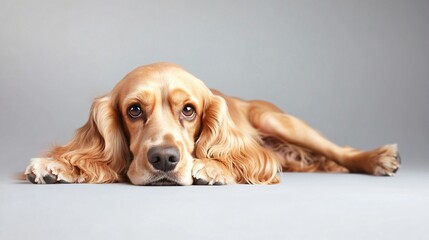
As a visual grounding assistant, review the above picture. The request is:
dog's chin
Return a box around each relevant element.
[145,178,182,186]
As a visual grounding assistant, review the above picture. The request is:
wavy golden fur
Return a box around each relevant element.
[25,63,401,185]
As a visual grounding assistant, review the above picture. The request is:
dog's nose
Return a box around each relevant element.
[147,146,180,172]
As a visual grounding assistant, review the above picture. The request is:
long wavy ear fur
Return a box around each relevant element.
[47,95,130,183]
[195,95,280,184]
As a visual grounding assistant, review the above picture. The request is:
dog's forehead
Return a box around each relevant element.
[114,63,208,97]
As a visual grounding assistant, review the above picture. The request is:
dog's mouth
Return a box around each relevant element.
[145,178,181,186]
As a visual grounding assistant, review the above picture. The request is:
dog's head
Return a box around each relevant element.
[110,63,214,185]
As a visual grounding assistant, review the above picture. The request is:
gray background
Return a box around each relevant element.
[0,1,428,240]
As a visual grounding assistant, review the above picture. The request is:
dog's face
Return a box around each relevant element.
[111,64,211,185]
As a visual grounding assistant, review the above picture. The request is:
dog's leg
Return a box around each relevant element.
[251,110,400,176]
[25,156,120,184]
[191,158,236,185]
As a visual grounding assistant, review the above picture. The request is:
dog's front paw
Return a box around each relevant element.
[25,158,79,184]
[192,159,236,185]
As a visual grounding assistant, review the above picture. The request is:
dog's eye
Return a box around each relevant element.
[128,105,143,119]
[181,105,196,120]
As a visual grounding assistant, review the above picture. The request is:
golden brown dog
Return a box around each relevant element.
[25,63,401,185]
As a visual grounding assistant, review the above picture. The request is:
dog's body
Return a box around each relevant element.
[25,63,400,185]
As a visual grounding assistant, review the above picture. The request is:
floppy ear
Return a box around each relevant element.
[195,95,280,184]
[47,95,130,182]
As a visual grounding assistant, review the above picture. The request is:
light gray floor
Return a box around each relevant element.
[1,165,428,240]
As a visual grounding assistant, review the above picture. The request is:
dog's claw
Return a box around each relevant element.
[26,173,37,184]
[43,174,58,184]
[393,166,399,173]
[395,153,402,165]
[194,178,209,185]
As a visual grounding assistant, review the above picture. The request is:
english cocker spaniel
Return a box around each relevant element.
[25,63,401,185]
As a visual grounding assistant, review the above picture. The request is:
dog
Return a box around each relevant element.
[25,63,401,185]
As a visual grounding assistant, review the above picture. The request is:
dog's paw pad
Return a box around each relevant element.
[193,178,224,185]
[43,173,58,184]
[26,172,37,184]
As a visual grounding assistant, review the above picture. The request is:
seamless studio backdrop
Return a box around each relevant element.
[0,1,428,240]
[1,0,428,176]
